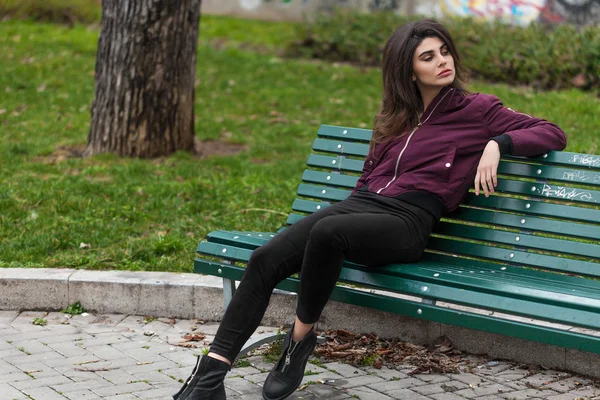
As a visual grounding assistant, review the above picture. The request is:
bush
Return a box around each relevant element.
[0,0,101,25]
[288,10,600,91]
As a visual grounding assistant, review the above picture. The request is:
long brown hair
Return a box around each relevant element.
[371,19,469,150]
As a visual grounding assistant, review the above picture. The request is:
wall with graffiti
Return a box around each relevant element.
[202,0,600,26]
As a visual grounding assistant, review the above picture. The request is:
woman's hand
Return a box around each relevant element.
[475,140,501,197]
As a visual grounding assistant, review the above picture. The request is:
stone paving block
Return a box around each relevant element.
[161,366,189,382]
[412,373,452,384]
[21,386,68,400]
[45,341,91,358]
[122,359,180,375]
[230,365,263,376]
[3,350,66,366]
[546,394,591,400]
[447,372,492,386]
[0,348,29,359]
[363,366,407,381]
[0,338,15,351]
[430,393,470,400]
[160,349,200,366]
[570,385,600,398]
[0,383,31,400]
[300,372,338,386]
[134,385,180,399]
[6,339,52,354]
[133,370,173,385]
[543,376,595,393]
[62,389,103,399]
[42,354,104,368]
[11,374,72,390]
[224,376,262,395]
[78,333,131,348]
[15,361,62,379]
[385,388,436,400]
[246,371,270,385]
[346,385,394,400]
[51,379,115,393]
[47,361,111,382]
[0,359,20,374]
[0,310,19,323]
[454,382,514,398]
[0,371,34,384]
[411,381,469,396]
[498,388,560,399]
[102,395,139,400]
[334,374,385,389]
[91,381,153,396]
[40,333,90,345]
[321,362,367,378]
[84,344,134,361]
[367,377,425,392]
[95,369,139,385]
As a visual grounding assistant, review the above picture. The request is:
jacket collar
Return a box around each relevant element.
[421,85,454,122]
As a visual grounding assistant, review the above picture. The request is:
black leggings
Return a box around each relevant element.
[209,190,437,362]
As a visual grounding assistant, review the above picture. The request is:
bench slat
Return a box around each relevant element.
[195,258,600,354]
[313,138,369,157]
[505,152,600,170]
[435,222,600,260]
[463,194,600,224]
[307,154,364,172]
[428,237,600,277]
[302,170,358,188]
[317,125,371,142]
[447,207,600,241]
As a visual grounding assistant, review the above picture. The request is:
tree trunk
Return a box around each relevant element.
[86,0,201,158]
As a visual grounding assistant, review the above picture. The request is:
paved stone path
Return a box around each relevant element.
[0,311,599,400]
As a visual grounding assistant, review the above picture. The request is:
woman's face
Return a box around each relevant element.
[411,36,455,90]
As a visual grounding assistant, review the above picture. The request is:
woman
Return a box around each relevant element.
[174,18,567,400]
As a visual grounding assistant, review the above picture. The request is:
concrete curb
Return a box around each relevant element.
[1,268,598,379]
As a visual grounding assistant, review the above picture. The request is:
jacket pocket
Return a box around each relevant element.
[439,146,457,183]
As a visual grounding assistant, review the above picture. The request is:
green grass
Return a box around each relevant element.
[0,18,598,271]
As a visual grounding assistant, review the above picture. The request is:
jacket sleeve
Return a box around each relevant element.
[351,146,375,194]
[481,94,567,157]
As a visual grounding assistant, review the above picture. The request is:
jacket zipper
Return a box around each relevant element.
[376,89,453,194]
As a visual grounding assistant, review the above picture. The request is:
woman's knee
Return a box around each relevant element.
[308,217,344,250]
[245,243,295,288]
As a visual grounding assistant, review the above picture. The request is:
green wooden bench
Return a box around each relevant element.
[195,124,600,359]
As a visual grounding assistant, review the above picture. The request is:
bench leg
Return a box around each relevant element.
[223,278,236,309]
[236,332,327,362]
[422,298,437,306]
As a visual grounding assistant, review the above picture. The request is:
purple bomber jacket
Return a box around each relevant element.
[353,85,567,215]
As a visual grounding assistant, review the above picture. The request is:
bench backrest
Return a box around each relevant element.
[287,125,600,278]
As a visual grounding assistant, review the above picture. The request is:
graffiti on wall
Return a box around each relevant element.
[440,0,546,25]
[235,0,599,25]
[540,0,600,25]
[440,0,599,25]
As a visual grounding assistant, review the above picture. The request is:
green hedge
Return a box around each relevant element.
[288,10,600,91]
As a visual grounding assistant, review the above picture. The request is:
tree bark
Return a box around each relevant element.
[86,0,201,158]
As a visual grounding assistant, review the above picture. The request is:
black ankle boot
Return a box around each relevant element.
[262,326,317,400]
[173,355,230,400]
